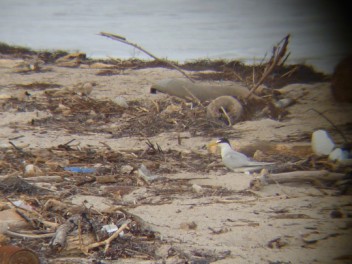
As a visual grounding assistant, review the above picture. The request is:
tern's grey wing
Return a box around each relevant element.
[223,151,274,169]
[222,151,251,169]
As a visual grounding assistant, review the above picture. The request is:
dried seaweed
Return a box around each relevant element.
[0,176,49,195]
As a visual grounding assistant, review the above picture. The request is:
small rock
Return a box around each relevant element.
[113,96,129,108]
[102,224,118,234]
[80,82,94,95]
[57,103,70,112]
[330,210,343,218]
[267,237,288,248]
[24,164,44,177]
[192,184,204,194]
[180,221,197,230]
[274,98,294,109]
[121,165,134,174]
[138,164,160,182]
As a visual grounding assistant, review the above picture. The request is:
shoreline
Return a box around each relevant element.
[0,41,330,89]
[1,41,351,264]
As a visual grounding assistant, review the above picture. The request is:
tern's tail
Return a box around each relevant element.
[247,161,275,167]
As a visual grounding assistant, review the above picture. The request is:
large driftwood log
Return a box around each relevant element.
[265,170,346,184]
[151,78,262,102]
[251,170,346,190]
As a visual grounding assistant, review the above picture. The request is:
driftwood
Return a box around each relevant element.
[5,229,55,239]
[264,170,346,184]
[83,219,131,254]
[50,214,81,252]
[151,78,262,102]
[247,34,290,98]
[100,32,194,82]
[251,170,346,190]
[24,175,63,183]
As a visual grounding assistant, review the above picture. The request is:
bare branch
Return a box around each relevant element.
[100,32,195,82]
[246,34,290,99]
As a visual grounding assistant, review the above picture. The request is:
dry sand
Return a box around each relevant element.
[0,56,352,264]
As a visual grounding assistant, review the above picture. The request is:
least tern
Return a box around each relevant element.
[214,138,274,171]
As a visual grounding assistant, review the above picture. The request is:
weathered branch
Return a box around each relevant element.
[83,219,131,254]
[5,229,55,239]
[265,170,346,184]
[246,34,290,99]
[50,214,81,252]
[100,32,195,82]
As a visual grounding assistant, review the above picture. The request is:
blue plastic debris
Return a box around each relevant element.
[64,167,96,173]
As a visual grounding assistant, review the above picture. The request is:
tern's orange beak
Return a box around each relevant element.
[207,140,220,154]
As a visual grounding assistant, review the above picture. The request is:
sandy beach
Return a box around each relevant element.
[0,49,351,264]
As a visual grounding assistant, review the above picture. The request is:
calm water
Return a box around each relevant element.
[0,0,351,73]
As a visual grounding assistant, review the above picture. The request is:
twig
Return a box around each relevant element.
[63,139,76,146]
[232,71,244,82]
[212,194,289,204]
[183,85,204,106]
[145,139,163,154]
[100,32,195,83]
[8,141,34,157]
[2,196,58,229]
[25,176,63,183]
[220,106,232,126]
[83,219,131,254]
[9,135,25,140]
[279,52,291,67]
[307,108,349,144]
[5,230,55,239]
[78,218,83,251]
[280,65,298,78]
[151,100,160,112]
[252,63,256,85]
[99,141,112,150]
[216,197,257,204]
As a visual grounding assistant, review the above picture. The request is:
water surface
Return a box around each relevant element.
[1,0,351,73]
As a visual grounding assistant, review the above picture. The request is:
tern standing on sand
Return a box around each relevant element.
[214,138,274,171]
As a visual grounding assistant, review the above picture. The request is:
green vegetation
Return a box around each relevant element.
[0,42,69,62]
[0,42,36,55]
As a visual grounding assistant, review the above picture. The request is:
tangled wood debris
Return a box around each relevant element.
[0,39,351,263]
[0,87,350,260]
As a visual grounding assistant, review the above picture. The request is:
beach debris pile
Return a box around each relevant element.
[0,40,351,263]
